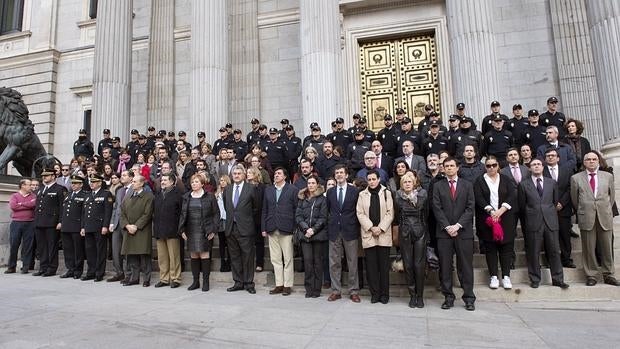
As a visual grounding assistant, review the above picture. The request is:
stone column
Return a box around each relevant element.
[190,0,229,143]
[147,0,175,131]
[91,0,133,142]
[549,0,603,149]
[230,0,260,132]
[445,0,499,122]
[300,0,342,133]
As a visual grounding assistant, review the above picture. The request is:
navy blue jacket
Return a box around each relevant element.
[261,183,299,234]
[326,184,360,241]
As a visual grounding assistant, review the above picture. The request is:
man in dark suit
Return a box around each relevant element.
[518,158,569,289]
[59,175,88,279]
[107,170,133,282]
[33,168,67,276]
[536,125,576,170]
[432,157,476,311]
[80,174,113,282]
[500,148,529,186]
[542,148,575,268]
[224,164,261,294]
[371,140,394,178]
[261,167,299,296]
[326,164,361,303]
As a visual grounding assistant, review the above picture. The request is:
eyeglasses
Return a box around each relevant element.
[364,157,376,160]
[545,154,557,157]
[62,169,70,171]
[485,163,498,168]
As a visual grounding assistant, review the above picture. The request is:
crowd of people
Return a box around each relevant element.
[5,97,619,311]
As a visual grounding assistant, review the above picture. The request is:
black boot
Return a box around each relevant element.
[187,258,201,291]
[202,259,211,292]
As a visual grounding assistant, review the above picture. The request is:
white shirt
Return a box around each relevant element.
[547,165,558,181]
[532,175,544,190]
[233,181,244,198]
[483,174,511,211]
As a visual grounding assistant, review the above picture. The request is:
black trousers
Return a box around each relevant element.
[60,232,85,276]
[365,246,390,300]
[84,231,108,278]
[217,230,229,263]
[525,225,564,284]
[400,234,426,297]
[558,214,573,265]
[8,221,34,271]
[301,241,325,295]
[483,240,514,278]
[126,254,152,283]
[227,223,256,288]
[437,237,475,303]
[35,227,60,274]
[255,224,264,268]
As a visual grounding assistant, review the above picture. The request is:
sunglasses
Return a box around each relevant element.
[485,163,498,168]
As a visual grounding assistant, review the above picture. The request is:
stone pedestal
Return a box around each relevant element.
[446,0,499,121]
[91,0,133,141]
[0,175,22,266]
[190,0,229,143]
[300,0,342,132]
[147,0,175,131]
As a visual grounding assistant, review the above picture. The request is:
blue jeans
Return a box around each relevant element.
[8,221,35,271]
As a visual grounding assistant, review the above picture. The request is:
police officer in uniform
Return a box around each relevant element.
[146,126,157,148]
[257,124,270,150]
[481,115,513,167]
[178,131,192,151]
[33,168,67,277]
[80,174,113,282]
[195,131,207,150]
[328,117,353,150]
[247,118,261,146]
[136,134,153,160]
[283,125,302,177]
[59,175,88,279]
[377,114,399,157]
[126,129,140,166]
[419,112,448,138]
[422,120,449,157]
[279,119,290,140]
[213,127,231,156]
[97,129,114,157]
[231,129,249,162]
[110,136,122,160]
[265,127,289,169]
[519,109,547,151]
[357,118,376,143]
[225,123,235,142]
[540,96,567,137]
[303,123,326,151]
[448,116,483,161]
[393,108,407,131]
[396,117,423,157]
[165,131,177,154]
[481,101,509,135]
[446,114,461,140]
[347,113,362,134]
[507,104,529,143]
[73,129,95,160]
[346,128,371,175]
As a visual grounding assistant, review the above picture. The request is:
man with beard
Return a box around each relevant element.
[458,144,485,183]
[536,126,576,170]
[448,116,483,161]
[316,141,343,180]
[73,129,94,159]
[293,158,322,189]
[377,114,399,158]
[247,118,261,146]
[357,118,376,143]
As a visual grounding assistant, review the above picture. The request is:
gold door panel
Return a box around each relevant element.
[360,34,440,131]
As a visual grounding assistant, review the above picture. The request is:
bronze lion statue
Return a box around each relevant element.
[0,87,58,177]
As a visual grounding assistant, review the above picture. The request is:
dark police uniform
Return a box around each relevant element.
[81,185,114,280]
[422,134,449,157]
[264,137,289,169]
[377,122,399,157]
[60,184,88,278]
[396,129,423,157]
[73,136,94,159]
[231,139,249,162]
[507,117,530,145]
[519,124,547,151]
[448,119,483,160]
[481,112,509,135]
[303,134,326,152]
[328,129,353,151]
[481,128,513,165]
[213,136,231,156]
[247,129,261,146]
[540,110,567,137]
[34,175,67,276]
[97,137,113,157]
[284,134,303,176]
[346,138,371,174]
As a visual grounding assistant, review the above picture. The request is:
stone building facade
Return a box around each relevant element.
[0,0,619,173]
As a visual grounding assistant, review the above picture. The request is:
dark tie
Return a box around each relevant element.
[536,178,543,197]
[589,173,596,194]
[41,186,48,196]
[121,187,129,202]
[449,180,456,200]
[338,187,344,207]
[233,185,240,208]
[70,192,76,200]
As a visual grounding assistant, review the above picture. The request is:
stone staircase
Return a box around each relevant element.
[45,223,620,302]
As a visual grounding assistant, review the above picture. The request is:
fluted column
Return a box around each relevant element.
[300,0,342,132]
[230,0,260,132]
[191,0,229,143]
[147,0,175,131]
[92,0,133,142]
[549,0,603,149]
[446,0,499,122]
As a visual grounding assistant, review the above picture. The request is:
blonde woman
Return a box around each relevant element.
[216,175,231,272]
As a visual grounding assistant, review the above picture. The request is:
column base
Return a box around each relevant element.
[601,139,620,199]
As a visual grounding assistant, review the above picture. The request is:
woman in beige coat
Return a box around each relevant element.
[356,169,394,304]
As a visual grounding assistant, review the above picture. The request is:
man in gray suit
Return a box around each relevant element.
[500,148,529,186]
[570,151,620,286]
[107,170,133,282]
[395,140,426,173]
[224,164,260,294]
[518,158,568,289]
[432,157,476,311]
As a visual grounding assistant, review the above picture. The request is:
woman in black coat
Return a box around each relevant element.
[178,174,220,291]
[474,156,517,290]
[563,118,592,172]
[152,174,183,288]
[394,171,428,309]
[295,175,328,298]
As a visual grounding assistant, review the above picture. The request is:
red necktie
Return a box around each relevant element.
[449,180,456,200]
[589,173,596,194]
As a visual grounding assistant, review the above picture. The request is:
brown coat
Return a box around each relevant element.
[356,185,394,249]
[120,190,154,255]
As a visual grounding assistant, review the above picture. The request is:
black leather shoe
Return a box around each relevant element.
[570,230,580,238]
[227,285,244,292]
[586,278,597,286]
[552,281,569,289]
[94,276,104,282]
[81,275,95,281]
[20,269,29,274]
[415,296,424,308]
[530,282,539,288]
[154,281,169,288]
[562,262,577,269]
[170,282,181,288]
[73,274,82,279]
[371,296,380,304]
[107,274,124,282]
[32,270,45,276]
[4,268,16,274]
[603,277,620,286]
[122,280,139,286]
[379,296,389,304]
[42,272,55,277]
[408,296,417,308]
[246,287,256,294]
[143,281,150,287]
[59,272,73,279]
[465,302,476,311]
[441,298,454,310]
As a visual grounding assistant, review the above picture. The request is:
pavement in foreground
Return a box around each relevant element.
[1,271,619,349]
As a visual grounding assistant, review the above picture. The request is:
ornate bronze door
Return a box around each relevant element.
[359,34,440,131]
